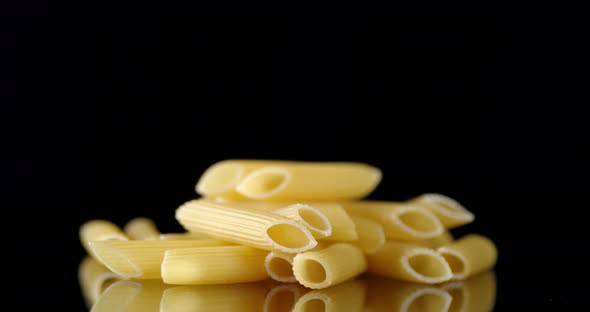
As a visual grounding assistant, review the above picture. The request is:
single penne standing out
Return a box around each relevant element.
[349,215,385,253]
[124,217,160,240]
[265,251,297,283]
[162,245,269,285]
[292,280,366,312]
[78,257,120,307]
[293,243,366,289]
[340,201,443,241]
[406,193,474,228]
[89,239,228,279]
[80,220,128,261]
[176,199,317,253]
[366,241,453,284]
[234,162,382,200]
[436,234,498,280]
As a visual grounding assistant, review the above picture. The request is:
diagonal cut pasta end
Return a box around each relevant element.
[401,248,453,284]
[437,248,469,280]
[417,193,475,223]
[393,206,444,239]
[265,252,296,283]
[89,241,141,279]
[196,162,245,196]
[265,220,317,253]
[236,167,291,199]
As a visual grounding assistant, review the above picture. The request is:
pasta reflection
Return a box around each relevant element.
[82,267,496,312]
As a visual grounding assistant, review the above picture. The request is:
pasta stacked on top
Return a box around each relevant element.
[79,160,497,296]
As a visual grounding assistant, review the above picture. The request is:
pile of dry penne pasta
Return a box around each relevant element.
[79,160,497,310]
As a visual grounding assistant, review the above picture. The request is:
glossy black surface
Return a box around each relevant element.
[5,9,589,310]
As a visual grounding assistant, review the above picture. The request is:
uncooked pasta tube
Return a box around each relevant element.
[124,217,160,240]
[201,200,332,239]
[415,231,454,248]
[436,234,497,280]
[366,241,453,284]
[91,280,169,312]
[264,284,308,312]
[161,246,269,285]
[292,280,366,312]
[365,277,453,312]
[265,252,296,283]
[78,257,119,307]
[176,199,317,253]
[235,162,381,200]
[340,201,443,241]
[293,243,366,289]
[80,220,128,261]
[407,193,474,228]
[312,203,358,241]
[89,239,227,279]
[160,282,270,312]
[350,215,385,253]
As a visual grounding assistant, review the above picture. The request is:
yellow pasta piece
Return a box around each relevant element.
[91,280,169,312]
[89,239,227,279]
[292,280,366,312]
[159,232,211,240]
[293,243,366,289]
[124,217,160,240]
[160,282,270,312]
[350,215,385,253]
[78,257,120,307]
[365,277,453,312]
[200,199,332,239]
[162,245,269,285]
[366,241,453,284]
[234,162,382,200]
[437,234,497,280]
[340,201,444,241]
[265,251,296,283]
[80,220,128,261]
[176,199,317,253]
[312,203,358,241]
[407,193,474,228]
[414,231,454,248]
[264,284,308,312]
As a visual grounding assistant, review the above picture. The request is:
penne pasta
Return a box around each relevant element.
[436,234,497,280]
[234,162,382,200]
[264,283,309,312]
[265,251,296,283]
[312,203,358,241]
[350,215,385,253]
[366,241,453,284]
[91,280,169,312]
[80,220,128,261]
[365,277,453,312]
[292,280,366,312]
[161,282,270,312]
[89,239,227,279]
[414,231,454,249]
[162,245,269,285]
[78,257,120,307]
[407,193,474,228]
[159,232,211,240]
[340,201,443,241]
[293,243,366,289]
[124,217,160,240]
[176,199,317,253]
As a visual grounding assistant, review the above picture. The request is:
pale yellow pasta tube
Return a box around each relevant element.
[265,252,296,283]
[89,239,227,279]
[235,162,382,200]
[161,282,270,312]
[366,241,453,284]
[80,220,128,261]
[293,243,366,289]
[365,277,453,312]
[340,201,443,240]
[124,217,160,240]
[292,280,366,312]
[350,215,385,253]
[407,193,474,228]
[176,199,317,253]
[162,245,269,285]
[264,284,308,312]
[79,257,119,307]
[313,203,358,241]
[437,234,497,280]
[91,280,169,312]
[415,231,454,248]
[159,232,210,240]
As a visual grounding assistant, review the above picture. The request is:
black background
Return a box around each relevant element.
[4,3,590,310]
